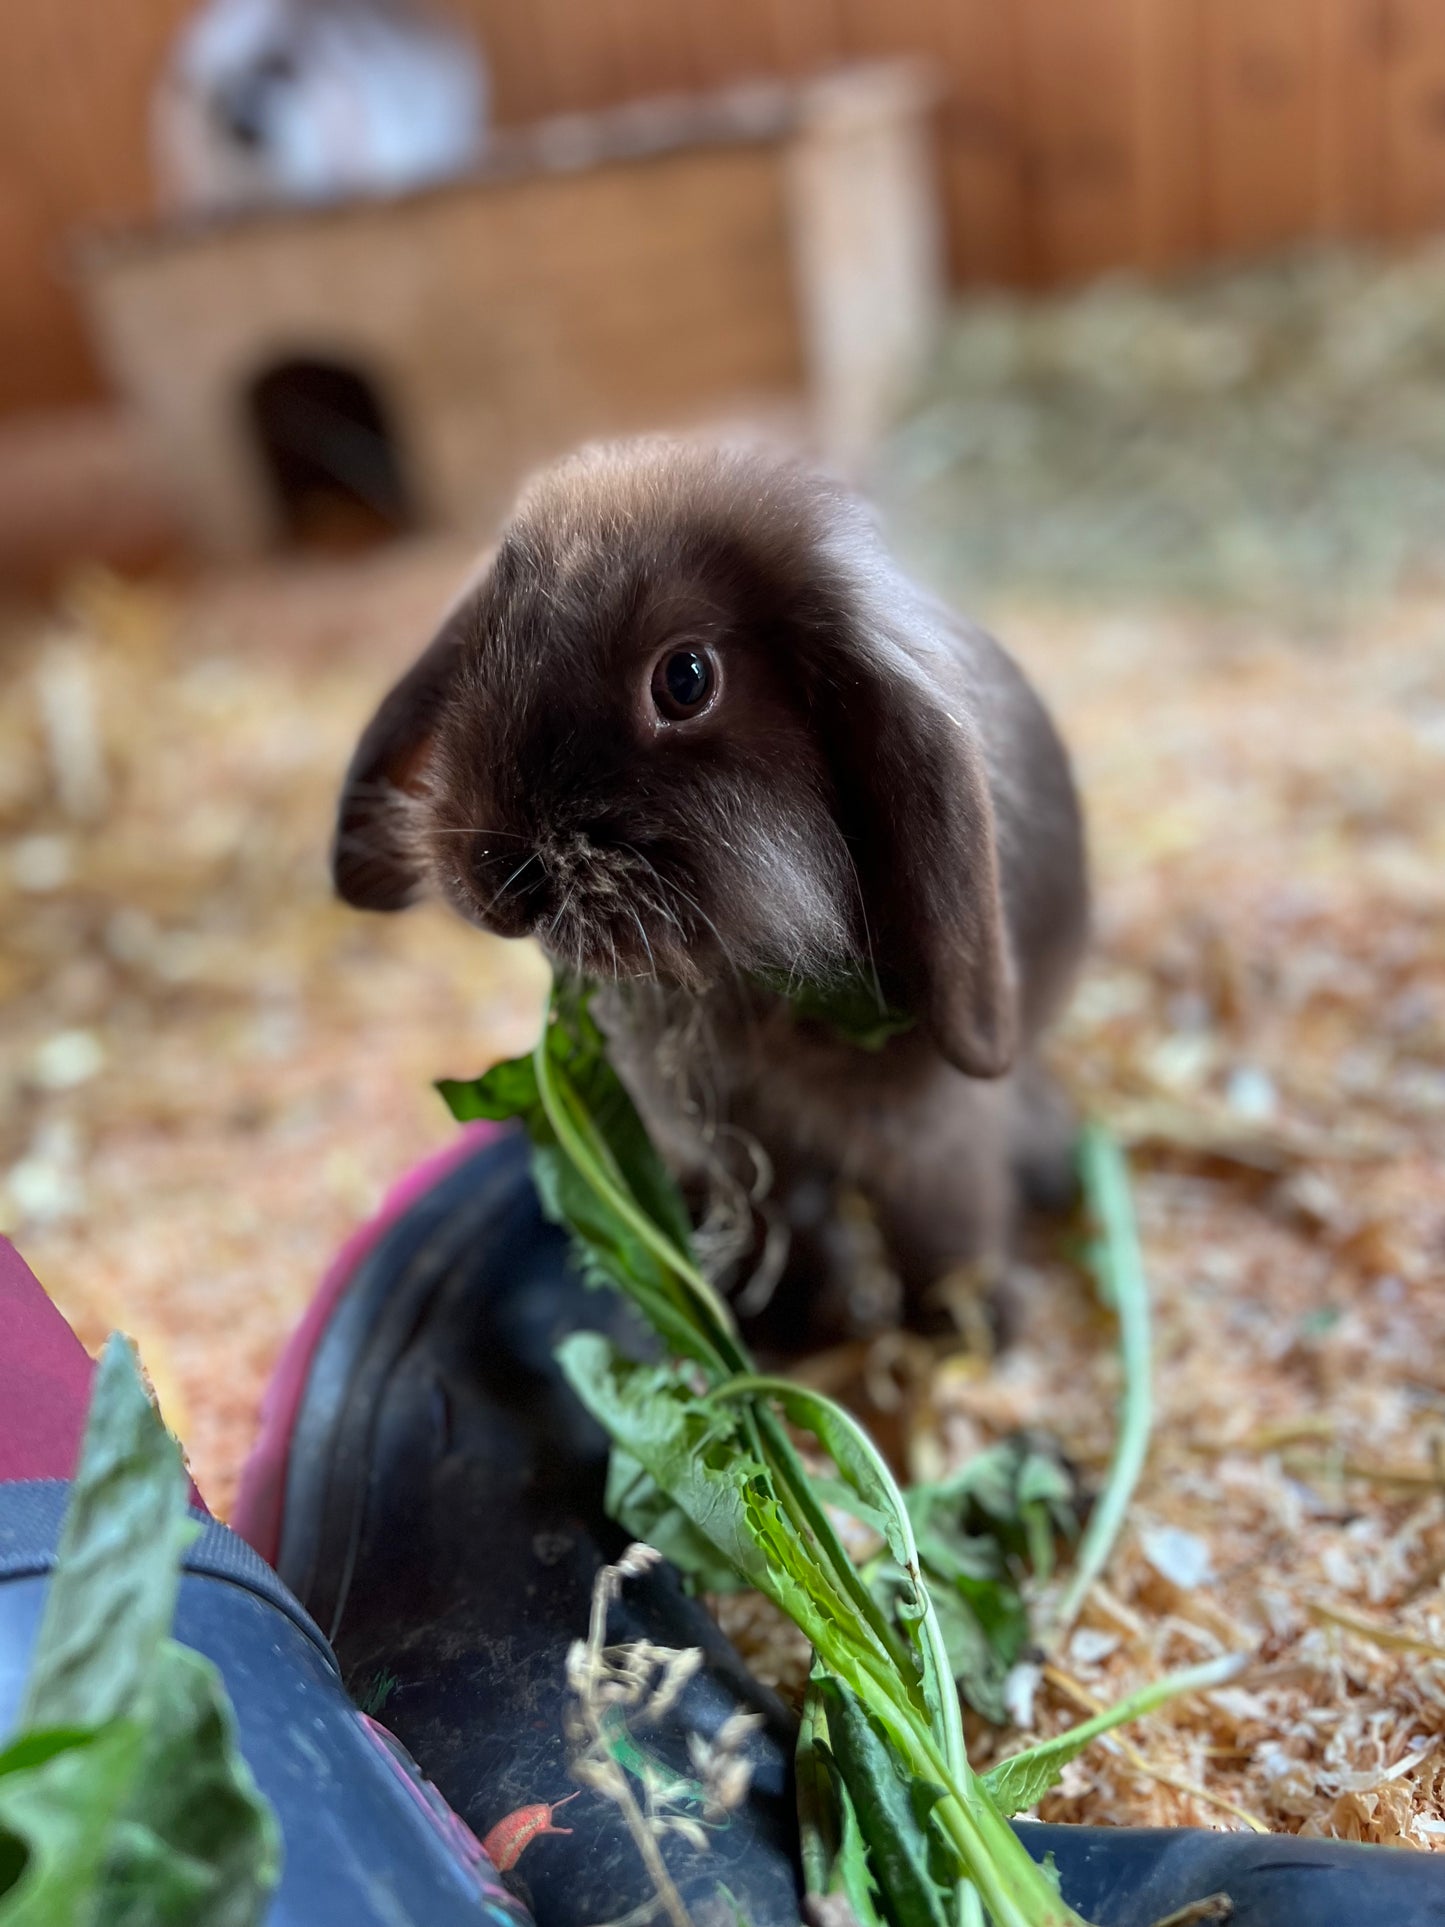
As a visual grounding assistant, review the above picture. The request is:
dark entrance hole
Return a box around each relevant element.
[248,358,414,550]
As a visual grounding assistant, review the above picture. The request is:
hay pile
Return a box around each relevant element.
[878,245,1445,614]
[2,248,1443,1846]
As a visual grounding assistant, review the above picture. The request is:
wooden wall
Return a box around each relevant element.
[6,0,1445,416]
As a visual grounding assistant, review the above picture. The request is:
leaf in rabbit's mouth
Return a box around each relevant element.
[751,966,916,1049]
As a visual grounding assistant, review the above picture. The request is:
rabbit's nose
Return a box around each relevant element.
[471,843,550,938]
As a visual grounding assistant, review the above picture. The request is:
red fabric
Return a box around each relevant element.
[0,1236,96,1483]
[0,1236,208,1510]
[232,1122,500,1564]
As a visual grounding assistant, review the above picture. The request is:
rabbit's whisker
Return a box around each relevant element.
[839,838,885,1013]
[546,882,579,944]
[431,826,532,841]
[626,904,659,981]
[480,852,542,917]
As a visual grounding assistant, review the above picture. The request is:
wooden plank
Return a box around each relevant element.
[1317,0,1389,235]
[0,0,192,409]
[1131,0,1206,270]
[1382,0,1445,237]
[836,0,943,58]
[596,0,699,97]
[764,0,846,77]
[833,0,1013,282]
[1202,0,1321,254]
[681,0,780,89]
[0,164,98,414]
[930,0,1032,285]
[2,0,188,217]
[1013,0,1142,282]
[836,0,1029,288]
[530,0,626,112]
[455,2,556,125]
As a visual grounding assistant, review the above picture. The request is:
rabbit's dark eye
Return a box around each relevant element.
[651,646,718,721]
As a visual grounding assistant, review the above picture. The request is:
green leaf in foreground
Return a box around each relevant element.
[0,1721,142,1925]
[604,1451,748,1596]
[753,969,916,1053]
[464,984,1096,1927]
[560,1338,937,1745]
[558,1337,793,1607]
[441,983,732,1372]
[558,1264,1090,1926]
[1048,1124,1153,1638]
[877,1553,1026,1730]
[0,1732,96,1780]
[710,1376,964,1778]
[102,1639,280,1927]
[797,1676,886,1927]
[818,1677,953,1927]
[981,1654,1246,1818]
[897,1436,1079,1722]
[19,1336,196,1734]
[0,1335,280,1927]
[442,984,693,1251]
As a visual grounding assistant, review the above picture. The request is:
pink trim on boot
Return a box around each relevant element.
[0,1238,96,1485]
[0,1238,206,1511]
[232,1123,500,1564]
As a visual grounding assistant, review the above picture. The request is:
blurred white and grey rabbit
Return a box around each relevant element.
[153,0,488,215]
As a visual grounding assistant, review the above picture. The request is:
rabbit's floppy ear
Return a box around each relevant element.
[820,626,1018,1079]
[332,614,466,911]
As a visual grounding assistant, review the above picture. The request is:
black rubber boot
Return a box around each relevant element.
[257,1128,804,1927]
[1023,1821,1445,1926]
[0,1482,530,1927]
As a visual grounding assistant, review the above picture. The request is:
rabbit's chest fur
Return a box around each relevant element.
[594,982,1042,1340]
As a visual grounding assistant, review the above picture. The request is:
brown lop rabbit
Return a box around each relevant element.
[333,439,1088,1347]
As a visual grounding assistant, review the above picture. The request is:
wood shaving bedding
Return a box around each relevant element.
[1,399,1442,1845]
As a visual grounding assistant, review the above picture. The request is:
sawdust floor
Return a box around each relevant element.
[2,543,1443,1846]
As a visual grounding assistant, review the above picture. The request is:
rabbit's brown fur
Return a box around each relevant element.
[334,439,1088,1343]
